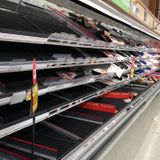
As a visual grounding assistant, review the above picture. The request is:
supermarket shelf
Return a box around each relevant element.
[0,32,46,44]
[0,52,159,74]
[0,58,128,74]
[47,33,160,52]
[0,69,127,106]
[77,0,160,40]
[0,64,158,107]
[0,1,159,159]
[0,32,159,52]
[0,55,159,74]
[62,80,160,160]
[3,72,117,106]
[0,76,139,139]
[0,72,113,106]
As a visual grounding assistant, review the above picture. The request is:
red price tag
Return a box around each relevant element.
[31,58,38,114]
[32,58,37,85]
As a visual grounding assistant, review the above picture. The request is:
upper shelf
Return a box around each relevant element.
[77,0,160,40]
[0,1,159,51]
[0,31,159,52]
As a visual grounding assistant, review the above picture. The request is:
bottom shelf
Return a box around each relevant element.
[91,90,160,160]
[0,81,159,160]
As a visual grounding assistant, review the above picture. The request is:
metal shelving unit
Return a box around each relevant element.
[0,72,159,159]
[0,32,159,53]
[0,64,159,139]
[62,81,160,160]
[0,72,114,106]
[0,63,157,107]
[0,55,159,74]
[77,0,160,40]
[0,58,128,74]
[0,1,160,160]
[0,74,143,139]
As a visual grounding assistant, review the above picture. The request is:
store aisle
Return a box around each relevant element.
[93,93,160,160]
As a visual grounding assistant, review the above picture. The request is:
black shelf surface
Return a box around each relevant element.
[0,82,152,159]
[0,2,78,38]
[0,144,46,160]
[0,83,98,130]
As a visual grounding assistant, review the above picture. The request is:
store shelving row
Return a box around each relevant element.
[0,56,128,74]
[0,71,112,106]
[0,31,159,53]
[0,68,156,139]
[0,48,159,74]
[0,1,159,159]
[77,0,160,40]
[63,80,160,160]
[0,77,136,139]
[0,75,159,159]
[0,62,157,107]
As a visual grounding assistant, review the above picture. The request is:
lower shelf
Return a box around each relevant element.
[0,81,159,160]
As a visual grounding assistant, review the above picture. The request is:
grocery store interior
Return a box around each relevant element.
[0,0,160,159]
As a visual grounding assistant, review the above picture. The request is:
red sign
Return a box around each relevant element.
[31,58,38,114]
[32,58,37,85]
[32,84,38,113]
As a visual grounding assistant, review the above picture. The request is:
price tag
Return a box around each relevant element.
[26,89,31,101]
[8,66,21,72]
[10,91,26,105]
[0,66,10,73]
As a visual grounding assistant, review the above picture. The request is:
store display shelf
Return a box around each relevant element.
[0,32,159,52]
[0,64,157,107]
[0,1,160,159]
[0,76,139,139]
[0,54,159,74]
[0,58,128,74]
[47,34,143,51]
[0,73,113,107]
[0,32,46,44]
[62,80,160,160]
[77,0,160,40]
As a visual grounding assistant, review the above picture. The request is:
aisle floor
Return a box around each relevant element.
[93,93,160,160]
